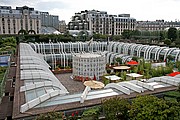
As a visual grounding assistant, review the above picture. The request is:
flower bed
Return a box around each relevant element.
[52,69,72,74]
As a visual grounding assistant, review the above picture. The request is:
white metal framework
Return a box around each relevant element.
[30,42,180,70]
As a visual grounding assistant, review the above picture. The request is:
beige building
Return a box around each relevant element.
[68,10,136,35]
[136,20,180,31]
[59,20,67,33]
[0,6,41,34]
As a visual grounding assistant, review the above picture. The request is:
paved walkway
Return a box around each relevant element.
[55,73,85,94]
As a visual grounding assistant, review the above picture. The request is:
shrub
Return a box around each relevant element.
[81,107,100,120]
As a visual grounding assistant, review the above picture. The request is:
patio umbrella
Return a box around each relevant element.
[93,74,96,81]
[168,72,180,77]
[113,66,130,70]
[84,80,105,89]
[126,60,138,65]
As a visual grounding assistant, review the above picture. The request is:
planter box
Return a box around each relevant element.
[53,69,72,74]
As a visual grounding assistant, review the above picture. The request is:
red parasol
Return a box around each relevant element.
[126,60,138,65]
[168,72,180,77]
[93,74,96,81]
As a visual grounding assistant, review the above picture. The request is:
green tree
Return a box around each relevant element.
[167,55,174,61]
[164,38,171,45]
[102,97,130,120]
[81,106,100,120]
[121,30,132,39]
[0,37,17,54]
[115,57,122,65]
[121,71,127,81]
[131,56,139,62]
[112,35,121,41]
[160,31,165,40]
[168,27,177,41]
[129,95,180,120]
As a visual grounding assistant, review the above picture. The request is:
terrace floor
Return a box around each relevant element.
[55,73,85,94]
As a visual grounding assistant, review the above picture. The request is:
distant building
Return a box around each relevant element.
[68,10,136,35]
[59,20,67,33]
[40,12,59,30]
[0,6,41,34]
[136,20,180,31]
[0,5,62,35]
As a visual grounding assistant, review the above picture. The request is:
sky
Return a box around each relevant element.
[0,0,180,23]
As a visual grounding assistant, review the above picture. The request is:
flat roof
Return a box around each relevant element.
[74,53,103,58]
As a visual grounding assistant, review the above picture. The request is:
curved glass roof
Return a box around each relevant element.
[19,43,69,113]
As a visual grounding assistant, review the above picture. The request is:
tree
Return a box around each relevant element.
[81,107,100,120]
[115,57,122,65]
[164,38,171,45]
[159,31,165,40]
[167,55,174,61]
[121,30,132,39]
[112,35,121,41]
[102,97,130,120]
[129,95,180,120]
[131,56,139,62]
[78,30,88,42]
[168,27,177,41]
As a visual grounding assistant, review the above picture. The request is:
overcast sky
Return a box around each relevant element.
[1,0,180,23]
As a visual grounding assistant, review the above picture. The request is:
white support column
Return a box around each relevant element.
[80,86,91,103]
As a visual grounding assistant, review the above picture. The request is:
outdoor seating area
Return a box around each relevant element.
[126,73,143,80]
[105,75,122,83]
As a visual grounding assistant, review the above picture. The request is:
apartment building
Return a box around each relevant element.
[0,6,41,34]
[113,14,136,35]
[59,20,67,33]
[137,20,180,31]
[40,12,59,30]
[68,10,136,35]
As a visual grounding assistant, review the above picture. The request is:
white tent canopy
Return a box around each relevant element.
[105,75,122,81]
[126,73,143,78]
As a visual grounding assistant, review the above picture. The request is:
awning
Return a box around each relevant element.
[126,60,138,65]
[168,72,180,77]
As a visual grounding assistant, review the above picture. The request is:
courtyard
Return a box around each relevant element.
[55,73,85,94]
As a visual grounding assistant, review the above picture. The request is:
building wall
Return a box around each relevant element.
[40,12,59,30]
[68,10,136,35]
[0,6,41,34]
[73,53,106,80]
[113,17,136,35]
[59,20,67,33]
[136,20,180,31]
